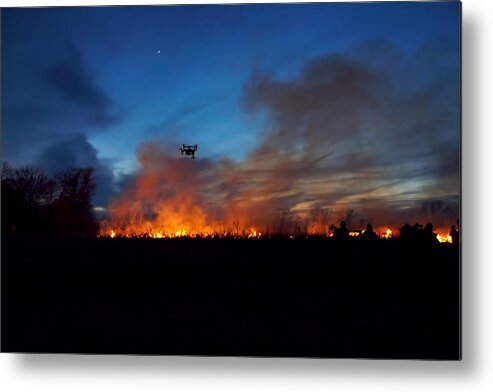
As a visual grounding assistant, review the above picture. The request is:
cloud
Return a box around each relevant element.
[2,42,120,166]
[41,43,119,127]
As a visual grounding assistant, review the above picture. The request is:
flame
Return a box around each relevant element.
[247,227,262,239]
[150,230,189,238]
[101,226,264,239]
[380,228,393,239]
[436,232,452,243]
[99,147,458,241]
[98,143,459,242]
[101,223,455,242]
[101,225,455,242]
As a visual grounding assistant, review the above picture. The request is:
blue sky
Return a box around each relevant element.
[1,2,460,224]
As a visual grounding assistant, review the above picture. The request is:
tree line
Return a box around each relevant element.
[1,162,99,236]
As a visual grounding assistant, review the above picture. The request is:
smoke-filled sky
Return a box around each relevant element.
[1,2,460,227]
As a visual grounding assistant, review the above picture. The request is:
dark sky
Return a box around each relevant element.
[1,2,460,221]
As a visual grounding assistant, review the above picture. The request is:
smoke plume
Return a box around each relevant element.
[102,39,459,236]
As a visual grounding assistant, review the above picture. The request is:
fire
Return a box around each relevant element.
[380,228,393,239]
[97,142,459,242]
[101,226,264,239]
[247,227,262,239]
[93,139,459,243]
[150,229,189,238]
[436,232,452,243]
[101,225,455,242]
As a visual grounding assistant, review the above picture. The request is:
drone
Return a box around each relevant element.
[179,144,198,159]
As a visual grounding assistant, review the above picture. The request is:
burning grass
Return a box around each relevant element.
[99,225,453,242]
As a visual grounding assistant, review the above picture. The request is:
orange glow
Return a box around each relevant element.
[98,142,458,242]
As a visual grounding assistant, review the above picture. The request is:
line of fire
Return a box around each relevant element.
[100,221,458,243]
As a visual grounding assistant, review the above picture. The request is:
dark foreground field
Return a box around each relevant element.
[1,237,460,359]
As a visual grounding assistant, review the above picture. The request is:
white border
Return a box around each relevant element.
[1,1,492,391]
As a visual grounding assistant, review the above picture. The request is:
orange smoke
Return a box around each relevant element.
[100,143,266,238]
[99,142,455,242]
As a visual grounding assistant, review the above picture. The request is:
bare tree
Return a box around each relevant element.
[54,167,98,235]
[2,164,99,236]
[11,166,55,206]
[57,167,95,208]
[1,161,13,182]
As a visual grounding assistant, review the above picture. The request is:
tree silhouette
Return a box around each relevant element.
[12,166,56,207]
[1,161,13,181]
[2,164,55,234]
[1,163,99,236]
[53,167,98,235]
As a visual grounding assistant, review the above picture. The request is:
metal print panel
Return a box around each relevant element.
[1,1,461,359]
